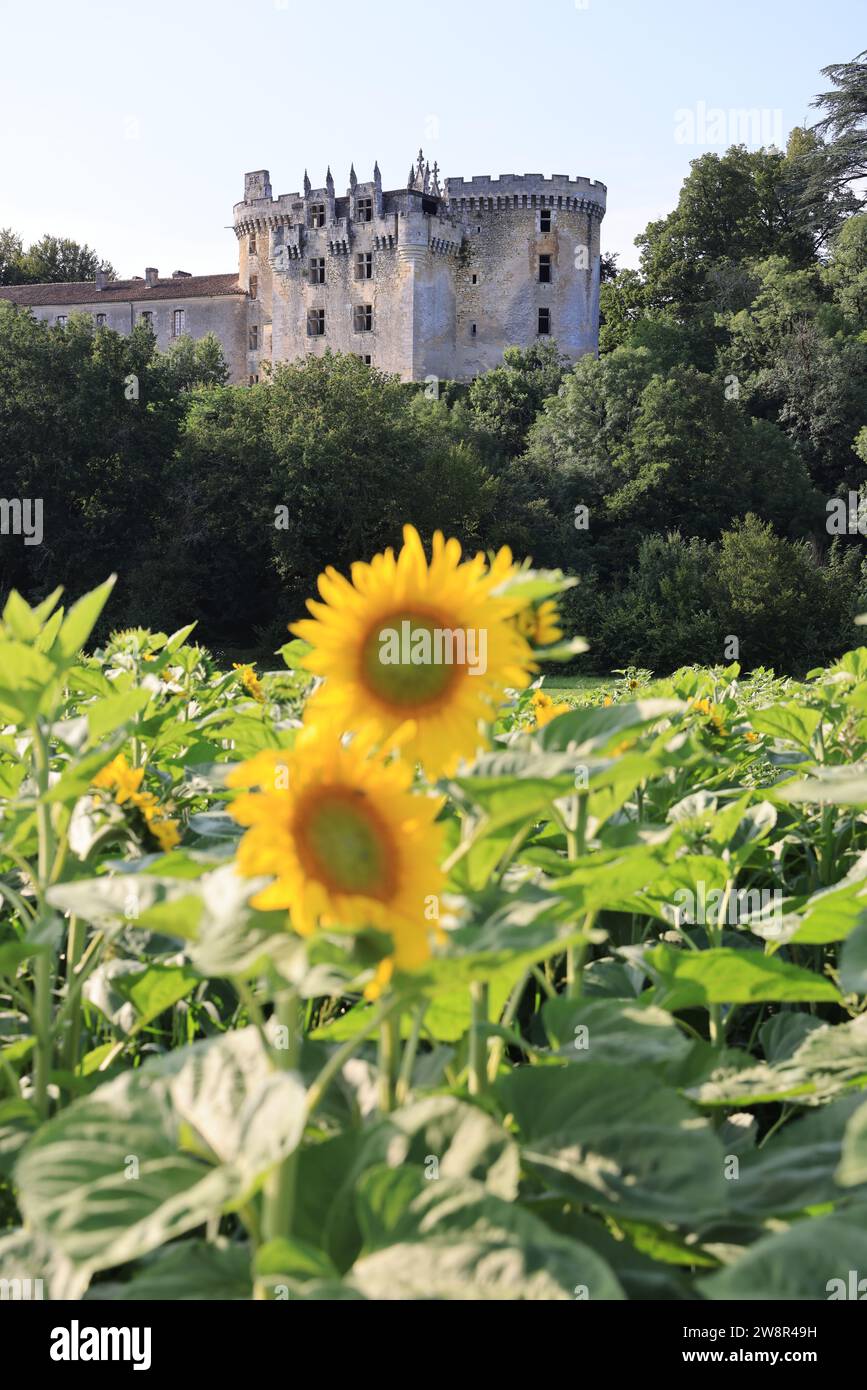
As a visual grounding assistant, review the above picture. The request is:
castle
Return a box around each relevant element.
[0,152,606,384]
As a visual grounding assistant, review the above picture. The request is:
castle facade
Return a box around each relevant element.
[0,152,606,385]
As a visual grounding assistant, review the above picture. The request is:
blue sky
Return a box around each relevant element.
[0,0,862,277]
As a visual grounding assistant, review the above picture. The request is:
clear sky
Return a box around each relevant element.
[0,0,862,277]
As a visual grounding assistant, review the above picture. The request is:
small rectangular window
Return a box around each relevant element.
[357,195,373,222]
[539,254,551,284]
[309,257,326,285]
[471,273,478,285]
[249,233,257,254]
[538,307,551,335]
[307,308,325,336]
[248,373,259,385]
[249,325,259,350]
[249,275,258,299]
[356,252,373,280]
[173,308,185,336]
[540,209,551,232]
[353,304,373,332]
[56,314,67,326]
[364,355,371,365]
[95,313,106,327]
[309,203,326,228]
[141,310,153,327]
[471,322,477,336]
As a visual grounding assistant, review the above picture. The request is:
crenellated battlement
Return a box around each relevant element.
[234,159,606,236]
[444,172,606,218]
[233,148,606,383]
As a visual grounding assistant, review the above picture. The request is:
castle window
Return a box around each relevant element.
[249,325,259,350]
[364,355,372,365]
[540,208,551,232]
[309,257,326,285]
[140,310,153,327]
[309,203,326,229]
[353,304,373,333]
[357,196,373,222]
[249,234,257,254]
[95,313,106,326]
[249,275,258,299]
[173,308,185,336]
[356,252,373,280]
[56,315,67,326]
[248,373,259,385]
[537,307,551,335]
[471,273,478,285]
[307,308,326,336]
[471,323,477,336]
[539,254,552,284]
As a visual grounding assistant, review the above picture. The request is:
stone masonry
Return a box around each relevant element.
[0,151,606,386]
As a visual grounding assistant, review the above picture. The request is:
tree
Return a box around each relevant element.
[522,348,818,548]
[18,235,115,284]
[809,50,867,199]
[0,229,26,285]
[467,342,569,459]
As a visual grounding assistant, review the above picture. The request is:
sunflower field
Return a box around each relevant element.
[2,528,867,1303]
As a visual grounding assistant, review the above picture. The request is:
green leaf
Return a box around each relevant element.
[349,1170,624,1300]
[53,576,116,661]
[497,1063,728,1224]
[645,944,839,1008]
[0,640,58,720]
[255,1237,339,1283]
[701,1207,867,1299]
[779,764,867,806]
[0,1098,38,1176]
[534,698,684,753]
[730,1095,867,1217]
[542,997,691,1069]
[841,919,867,995]
[2,591,40,642]
[88,1239,252,1301]
[839,1099,867,1187]
[84,689,152,744]
[279,638,313,670]
[15,1027,306,1280]
[688,1014,867,1107]
[114,964,201,1027]
[749,703,821,751]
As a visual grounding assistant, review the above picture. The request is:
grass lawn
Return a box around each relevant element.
[540,673,609,703]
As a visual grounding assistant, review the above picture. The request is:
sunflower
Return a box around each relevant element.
[291,526,535,775]
[92,754,144,805]
[513,599,562,649]
[227,726,445,982]
[92,754,182,851]
[524,688,571,729]
[233,662,265,703]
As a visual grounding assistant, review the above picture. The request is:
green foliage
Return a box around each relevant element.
[0,229,114,285]
[1,580,866,1299]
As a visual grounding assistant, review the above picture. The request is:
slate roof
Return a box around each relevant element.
[0,273,245,306]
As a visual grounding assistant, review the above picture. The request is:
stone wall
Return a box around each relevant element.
[234,161,607,383]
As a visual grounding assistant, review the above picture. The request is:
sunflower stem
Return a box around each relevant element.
[395,1001,427,1105]
[468,981,488,1096]
[378,1009,400,1112]
[263,989,301,1241]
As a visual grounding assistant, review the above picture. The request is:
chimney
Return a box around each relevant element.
[145,267,159,287]
[95,268,107,291]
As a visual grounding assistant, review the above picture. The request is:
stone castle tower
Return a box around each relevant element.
[233,151,606,383]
